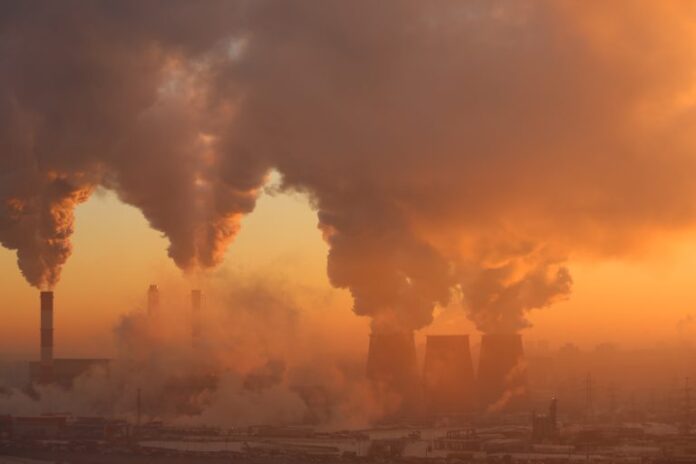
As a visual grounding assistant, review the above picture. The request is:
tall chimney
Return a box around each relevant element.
[477,333,529,413]
[191,289,202,347]
[39,291,54,384]
[423,335,476,416]
[147,284,159,316]
[366,332,420,416]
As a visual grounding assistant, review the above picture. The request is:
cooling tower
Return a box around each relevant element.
[423,335,476,415]
[366,332,420,415]
[39,291,54,383]
[477,333,529,413]
[191,289,202,347]
[147,284,159,316]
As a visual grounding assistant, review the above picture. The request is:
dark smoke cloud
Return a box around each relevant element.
[217,0,696,332]
[0,1,260,287]
[3,1,696,331]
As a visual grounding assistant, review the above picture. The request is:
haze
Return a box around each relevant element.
[3,1,696,461]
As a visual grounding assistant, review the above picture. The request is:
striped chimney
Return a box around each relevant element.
[40,291,54,383]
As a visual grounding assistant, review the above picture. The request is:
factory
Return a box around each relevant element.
[28,291,110,388]
[423,334,476,415]
[366,330,530,420]
[1,285,207,393]
[6,288,696,464]
[0,283,537,427]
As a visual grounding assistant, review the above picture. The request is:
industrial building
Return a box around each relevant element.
[27,291,111,387]
[365,330,532,418]
[366,331,421,417]
[423,334,476,416]
[477,333,530,413]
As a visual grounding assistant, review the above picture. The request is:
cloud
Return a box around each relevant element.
[3,1,696,331]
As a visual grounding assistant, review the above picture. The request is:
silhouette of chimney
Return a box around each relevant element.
[366,332,420,416]
[147,284,159,316]
[423,335,476,415]
[191,289,202,347]
[39,291,54,383]
[477,333,529,412]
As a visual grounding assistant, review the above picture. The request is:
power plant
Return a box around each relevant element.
[28,286,533,420]
[477,333,529,412]
[366,332,420,415]
[365,332,531,418]
[30,291,109,387]
[423,335,476,415]
[23,285,535,424]
[10,289,696,464]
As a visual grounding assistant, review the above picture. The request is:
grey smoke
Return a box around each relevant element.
[3,1,696,333]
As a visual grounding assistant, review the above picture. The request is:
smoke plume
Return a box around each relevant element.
[0,276,379,427]
[0,173,93,288]
[460,243,573,333]
[0,1,262,287]
[3,1,696,331]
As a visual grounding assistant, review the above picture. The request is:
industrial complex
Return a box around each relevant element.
[0,290,696,463]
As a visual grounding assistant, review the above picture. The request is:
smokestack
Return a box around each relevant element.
[366,332,420,416]
[423,335,476,415]
[477,333,529,413]
[39,291,54,384]
[147,284,159,316]
[191,289,202,348]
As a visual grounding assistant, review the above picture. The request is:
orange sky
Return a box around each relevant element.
[2,180,696,360]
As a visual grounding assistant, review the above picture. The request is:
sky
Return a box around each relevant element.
[2,181,696,360]
[3,1,696,362]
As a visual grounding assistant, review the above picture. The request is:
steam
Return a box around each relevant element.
[486,362,529,415]
[3,1,696,331]
[0,276,380,428]
[460,243,573,333]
